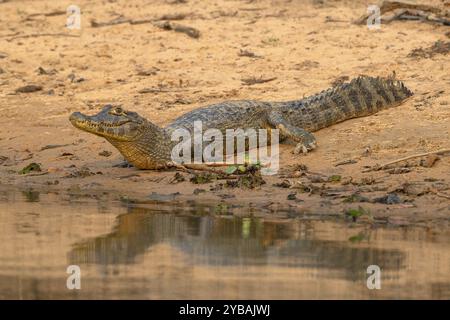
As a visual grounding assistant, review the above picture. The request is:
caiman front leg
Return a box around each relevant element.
[268,111,317,154]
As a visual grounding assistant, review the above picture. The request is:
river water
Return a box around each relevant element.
[0,189,449,299]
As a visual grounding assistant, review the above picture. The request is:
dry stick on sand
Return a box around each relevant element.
[91,13,188,27]
[91,16,200,39]
[153,21,200,39]
[390,10,449,25]
[354,1,450,26]
[138,87,187,94]
[24,10,66,19]
[4,33,80,41]
[363,148,450,172]
[173,161,269,178]
[242,76,277,86]
[238,49,263,58]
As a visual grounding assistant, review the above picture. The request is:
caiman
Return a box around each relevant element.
[69,76,413,169]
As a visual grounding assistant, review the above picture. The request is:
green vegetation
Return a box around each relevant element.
[18,163,41,174]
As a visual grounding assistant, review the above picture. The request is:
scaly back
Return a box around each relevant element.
[275,76,413,132]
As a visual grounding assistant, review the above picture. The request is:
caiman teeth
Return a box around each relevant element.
[74,119,130,128]
[85,121,128,128]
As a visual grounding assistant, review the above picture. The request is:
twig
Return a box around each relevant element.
[91,13,189,28]
[138,87,187,94]
[241,76,277,86]
[363,148,450,172]
[198,163,233,167]
[354,1,450,26]
[239,7,267,11]
[238,49,263,58]
[24,10,66,20]
[382,9,408,23]
[334,159,358,167]
[153,21,200,38]
[396,10,450,25]
[40,144,71,151]
[5,33,80,41]
[91,17,129,28]
[93,18,200,38]
[325,16,349,23]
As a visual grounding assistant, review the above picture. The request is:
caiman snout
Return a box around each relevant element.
[69,112,87,126]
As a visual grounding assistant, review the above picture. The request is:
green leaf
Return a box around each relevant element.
[346,208,364,217]
[328,175,341,183]
[189,172,217,184]
[18,163,41,175]
[225,165,237,175]
[345,206,368,221]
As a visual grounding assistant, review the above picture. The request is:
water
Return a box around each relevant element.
[0,190,449,299]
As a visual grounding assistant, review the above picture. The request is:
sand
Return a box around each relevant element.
[0,0,449,224]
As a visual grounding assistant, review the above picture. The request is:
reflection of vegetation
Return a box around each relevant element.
[348,231,369,243]
[214,203,229,215]
[242,218,251,239]
[22,190,40,202]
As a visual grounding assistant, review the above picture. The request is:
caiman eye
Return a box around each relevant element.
[111,107,125,115]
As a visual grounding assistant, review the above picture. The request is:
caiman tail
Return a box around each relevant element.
[277,76,414,132]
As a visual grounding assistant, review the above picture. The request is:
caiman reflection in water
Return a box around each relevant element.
[68,206,405,281]
[1,190,448,299]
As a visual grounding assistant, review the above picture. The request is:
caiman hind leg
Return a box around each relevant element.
[268,111,317,154]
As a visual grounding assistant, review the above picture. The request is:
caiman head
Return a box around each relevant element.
[70,105,146,142]
[69,105,174,169]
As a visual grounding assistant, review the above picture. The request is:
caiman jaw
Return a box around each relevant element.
[69,111,131,138]
[69,104,146,143]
